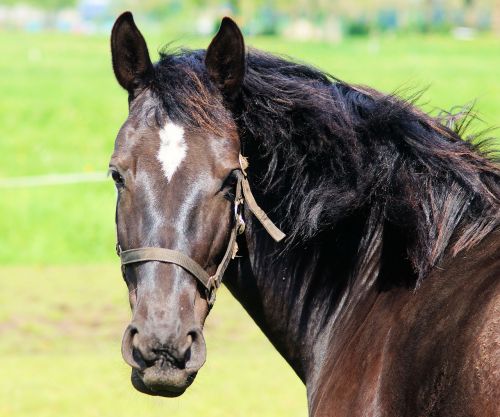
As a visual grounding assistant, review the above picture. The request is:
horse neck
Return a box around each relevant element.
[224,205,385,385]
[225,71,499,386]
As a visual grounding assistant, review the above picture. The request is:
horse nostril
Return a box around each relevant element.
[184,335,192,364]
[122,324,146,370]
[184,329,206,371]
[132,346,150,368]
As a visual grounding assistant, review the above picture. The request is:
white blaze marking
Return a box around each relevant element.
[157,121,187,181]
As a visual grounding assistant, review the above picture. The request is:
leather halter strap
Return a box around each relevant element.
[116,155,285,307]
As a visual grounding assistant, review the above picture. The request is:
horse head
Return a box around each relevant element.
[110,13,246,396]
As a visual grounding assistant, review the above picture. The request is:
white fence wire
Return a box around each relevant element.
[0,172,108,188]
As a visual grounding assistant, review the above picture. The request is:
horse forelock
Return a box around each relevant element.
[150,48,235,139]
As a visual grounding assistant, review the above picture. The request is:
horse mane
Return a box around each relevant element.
[152,47,500,280]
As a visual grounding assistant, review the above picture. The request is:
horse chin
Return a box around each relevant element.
[131,366,196,397]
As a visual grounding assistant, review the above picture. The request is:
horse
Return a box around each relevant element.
[109,12,500,416]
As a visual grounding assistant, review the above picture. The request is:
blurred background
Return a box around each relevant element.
[0,1,499,416]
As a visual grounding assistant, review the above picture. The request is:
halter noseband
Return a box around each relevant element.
[116,155,285,307]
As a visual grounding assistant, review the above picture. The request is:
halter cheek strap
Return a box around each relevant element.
[116,155,285,307]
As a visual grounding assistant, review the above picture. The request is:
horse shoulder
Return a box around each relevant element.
[459,262,500,416]
[309,231,500,417]
[392,232,500,417]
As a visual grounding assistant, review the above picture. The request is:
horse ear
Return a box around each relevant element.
[205,17,245,101]
[111,12,153,93]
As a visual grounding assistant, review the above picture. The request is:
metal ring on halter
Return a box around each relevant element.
[206,276,218,306]
[234,198,246,235]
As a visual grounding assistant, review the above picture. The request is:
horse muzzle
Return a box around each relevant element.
[121,323,206,396]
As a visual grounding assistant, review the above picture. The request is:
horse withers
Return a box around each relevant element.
[109,12,500,416]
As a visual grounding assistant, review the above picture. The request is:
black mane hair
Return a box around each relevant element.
[151,47,500,280]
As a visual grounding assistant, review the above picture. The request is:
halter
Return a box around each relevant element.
[116,155,285,307]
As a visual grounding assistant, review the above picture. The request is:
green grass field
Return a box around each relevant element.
[1,29,499,417]
[0,265,305,417]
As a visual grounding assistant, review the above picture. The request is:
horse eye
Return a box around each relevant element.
[111,170,124,187]
[222,171,238,200]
